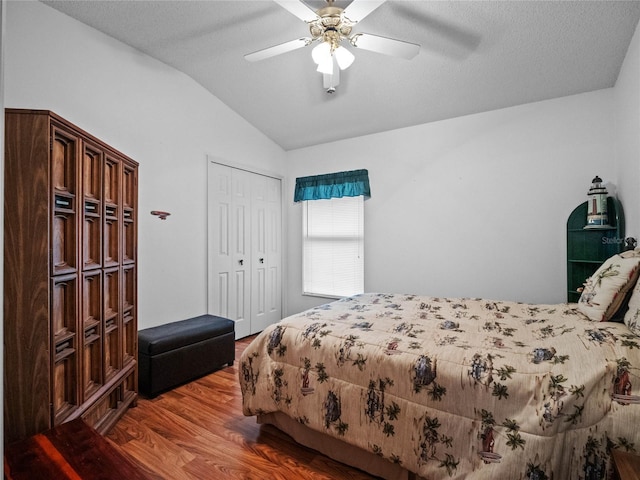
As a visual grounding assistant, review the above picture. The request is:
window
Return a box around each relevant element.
[303,195,364,298]
[295,169,370,298]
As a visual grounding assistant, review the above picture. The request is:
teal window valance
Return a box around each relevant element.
[294,169,371,202]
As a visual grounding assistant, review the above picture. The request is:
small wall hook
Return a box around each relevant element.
[151,210,171,220]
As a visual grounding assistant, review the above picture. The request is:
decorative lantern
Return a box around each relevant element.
[585,176,609,228]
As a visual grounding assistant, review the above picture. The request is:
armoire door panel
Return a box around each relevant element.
[82,271,102,329]
[82,328,102,399]
[122,161,138,267]
[104,157,120,206]
[103,218,120,268]
[51,274,78,341]
[83,213,102,270]
[101,269,120,381]
[52,211,77,275]
[123,215,135,264]
[122,163,135,208]
[51,126,79,194]
[52,280,79,418]
[122,265,136,312]
[122,264,136,368]
[83,143,103,200]
[53,355,78,425]
[82,142,103,271]
[104,324,121,381]
[103,268,120,321]
[102,267,121,381]
[122,314,136,367]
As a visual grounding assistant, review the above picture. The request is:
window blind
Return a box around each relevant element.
[303,195,364,298]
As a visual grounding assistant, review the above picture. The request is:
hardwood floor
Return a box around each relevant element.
[106,336,379,480]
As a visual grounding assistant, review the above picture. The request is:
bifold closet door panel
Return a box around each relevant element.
[208,163,251,338]
[250,174,282,333]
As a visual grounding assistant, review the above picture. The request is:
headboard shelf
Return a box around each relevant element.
[566,197,625,302]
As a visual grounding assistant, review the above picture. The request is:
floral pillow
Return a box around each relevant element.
[623,271,640,335]
[578,251,640,322]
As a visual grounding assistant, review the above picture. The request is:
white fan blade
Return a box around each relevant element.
[274,0,317,22]
[350,33,420,59]
[245,38,311,62]
[343,0,386,23]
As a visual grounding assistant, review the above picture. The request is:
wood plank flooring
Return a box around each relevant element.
[106,336,379,480]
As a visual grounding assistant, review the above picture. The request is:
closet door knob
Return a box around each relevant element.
[259,258,264,264]
[239,259,244,265]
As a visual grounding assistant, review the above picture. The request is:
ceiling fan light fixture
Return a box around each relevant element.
[323,67,340,91]
[247,0,422,95]
[312,41,331,65]
[317,55,334,75]
[334,45,354,70]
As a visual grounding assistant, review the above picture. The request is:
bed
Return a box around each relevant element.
[239,253,640,479]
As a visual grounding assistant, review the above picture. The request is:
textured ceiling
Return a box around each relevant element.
[41,0,640,151]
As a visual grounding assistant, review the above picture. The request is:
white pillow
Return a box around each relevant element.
[578,252,640,322]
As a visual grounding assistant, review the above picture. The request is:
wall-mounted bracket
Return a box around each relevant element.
[151,210,171,220]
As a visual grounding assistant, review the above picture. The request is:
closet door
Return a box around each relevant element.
[208,163,251,338]
[207,161,282,339]
[231,168,253,336]
[251,174,282,333]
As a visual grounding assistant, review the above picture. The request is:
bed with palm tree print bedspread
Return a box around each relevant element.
[239,293,640,479]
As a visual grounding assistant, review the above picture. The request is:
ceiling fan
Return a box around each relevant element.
[245,0,420,93]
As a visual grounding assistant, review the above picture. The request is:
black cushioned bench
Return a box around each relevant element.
[138,314,235,397]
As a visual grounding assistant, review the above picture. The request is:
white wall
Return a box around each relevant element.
[4,1,286,328]
[286,90,616,315]
[614,19,640,239]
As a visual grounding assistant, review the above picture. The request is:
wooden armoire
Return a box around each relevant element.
[4,109,138,444]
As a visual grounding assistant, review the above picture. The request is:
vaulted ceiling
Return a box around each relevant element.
[41,1,640,151]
